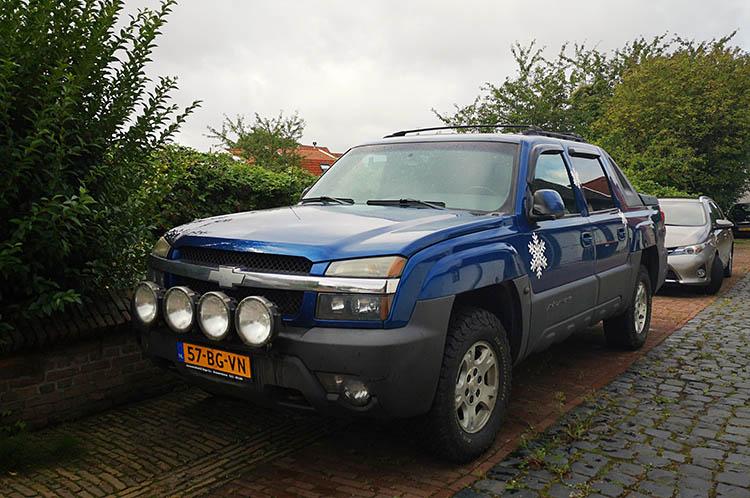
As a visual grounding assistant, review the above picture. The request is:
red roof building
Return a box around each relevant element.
[229,143,341,176]
[298,143,342,176]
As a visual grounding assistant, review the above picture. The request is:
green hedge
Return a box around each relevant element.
[149,146,317,234]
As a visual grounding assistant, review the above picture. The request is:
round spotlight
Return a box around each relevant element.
[163,286,197,333]
[198,291,235,341]
[133,281,163,325]
[235,296,277,347]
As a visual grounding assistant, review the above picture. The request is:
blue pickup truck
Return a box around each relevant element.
[133,126,667,462]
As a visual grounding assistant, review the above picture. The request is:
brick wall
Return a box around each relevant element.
[0,292,182,430]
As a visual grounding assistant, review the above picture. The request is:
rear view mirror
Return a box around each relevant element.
[529,189,565,221]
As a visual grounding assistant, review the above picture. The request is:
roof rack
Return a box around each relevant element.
[383,124,587,143]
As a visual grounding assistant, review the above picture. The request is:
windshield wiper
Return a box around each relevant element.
[299,196,354,205]
[366,198,445,209]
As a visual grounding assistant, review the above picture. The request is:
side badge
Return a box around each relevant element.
[528,232,548,279]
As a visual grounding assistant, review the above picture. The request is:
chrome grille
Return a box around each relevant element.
[171,275,304,317]
[178,247,312,275]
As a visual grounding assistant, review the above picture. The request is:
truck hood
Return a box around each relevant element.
[664,225,709,249]
[166,204,508,262]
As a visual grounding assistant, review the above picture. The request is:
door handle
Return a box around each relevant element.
[581,231,593,247]
[617,227,627,240]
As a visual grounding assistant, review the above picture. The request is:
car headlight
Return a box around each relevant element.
[325,256,406,277]
[235,296,277,347]
[198,292,235,341]
[132,281,163,325]
[316,294,392,321]
[151,236,171,258]
[163,286,197,333]
[671,240,712,255]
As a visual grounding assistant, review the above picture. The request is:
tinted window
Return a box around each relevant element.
[532,152,579,215]
[605,152,642,207]
[570,156,617,212]
[660,201,707,226]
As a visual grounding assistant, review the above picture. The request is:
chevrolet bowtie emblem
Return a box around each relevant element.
[207,266,245,288]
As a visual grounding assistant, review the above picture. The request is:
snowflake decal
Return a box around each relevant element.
[528,232,548,279]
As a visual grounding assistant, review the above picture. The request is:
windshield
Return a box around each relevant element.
[303,141,518,212]
[660,201,707,226]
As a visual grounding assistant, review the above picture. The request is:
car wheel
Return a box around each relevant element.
[724,246,734,278]
[704,254,724,295]
[423,306,511,463]
[603,265,652,350]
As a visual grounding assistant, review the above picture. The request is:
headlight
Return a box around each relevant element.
[671,240,711,255]
[151,236,171,258]
[198,292,235,341]
[325,256,406,278]
[235,296,277,347]
[316,294,392,321]
[133,281,163,325]
[163,286,197,333]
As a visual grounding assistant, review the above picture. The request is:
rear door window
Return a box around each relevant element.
[569,156,617,213]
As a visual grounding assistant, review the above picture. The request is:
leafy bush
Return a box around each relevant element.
[150,146,317,233]
[0,0,198,330]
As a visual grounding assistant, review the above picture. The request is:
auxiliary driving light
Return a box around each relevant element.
[317,373,372,407]
[235,296,277,347]
[198,291,235,341]
[133,281,163,325]
[163,286,198,333]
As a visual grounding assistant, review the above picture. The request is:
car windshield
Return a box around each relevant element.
[730,203,750,221]
[303,141,518,213]
[660,201,707,226]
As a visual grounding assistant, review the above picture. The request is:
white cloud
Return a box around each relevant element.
[123,0,750,153]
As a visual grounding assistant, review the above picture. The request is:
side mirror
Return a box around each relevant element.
[299,186,311,201]
[714,219,734,229]
[529,189,566,221]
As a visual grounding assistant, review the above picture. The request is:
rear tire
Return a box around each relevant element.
[423,307,512,463]
[704,254,724,295]
[603,265,652,350]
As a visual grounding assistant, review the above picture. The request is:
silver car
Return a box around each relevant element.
[660,196,734,294]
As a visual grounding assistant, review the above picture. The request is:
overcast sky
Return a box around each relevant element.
[123,0,750,154]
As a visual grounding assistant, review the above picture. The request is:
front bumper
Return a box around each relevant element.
[137,296,453,419]
[665,251,713,286]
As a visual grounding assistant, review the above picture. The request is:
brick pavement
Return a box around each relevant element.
[458,271,750,497]
[2,242,749,497]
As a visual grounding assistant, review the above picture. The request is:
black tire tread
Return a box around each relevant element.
[705,254,724,295]
[424,306,512,463]
[603,265,652,350]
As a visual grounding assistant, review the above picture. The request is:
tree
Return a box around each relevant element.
[434,36,671,137]
[207,111,305,170]
[0,0,199,329]
[593,37,750,207]
[434,34,750,204]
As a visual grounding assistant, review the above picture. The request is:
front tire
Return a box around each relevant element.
[423,307,512,463]
[724,246,734,278]
[603,265,652,350]
[704,254,724,295]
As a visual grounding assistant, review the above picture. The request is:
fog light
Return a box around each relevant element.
[133,281,163,325]
[235,296,277,347]
[697,268,706,278]
[317,373,372,406]
[198,291,235,341]
[163,286,197,333]
[343,380,370,406]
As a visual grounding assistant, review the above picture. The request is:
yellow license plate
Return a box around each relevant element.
[740,227,750,231]
[177,342,251,380]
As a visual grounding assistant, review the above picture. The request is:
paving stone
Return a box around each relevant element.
[679,464,713,480]
[638,480,674,497]
[716,483,750,498]
[473,479,509,495]
[717,472,750,488]
[691,447,725,460]
[590,481,623,497]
